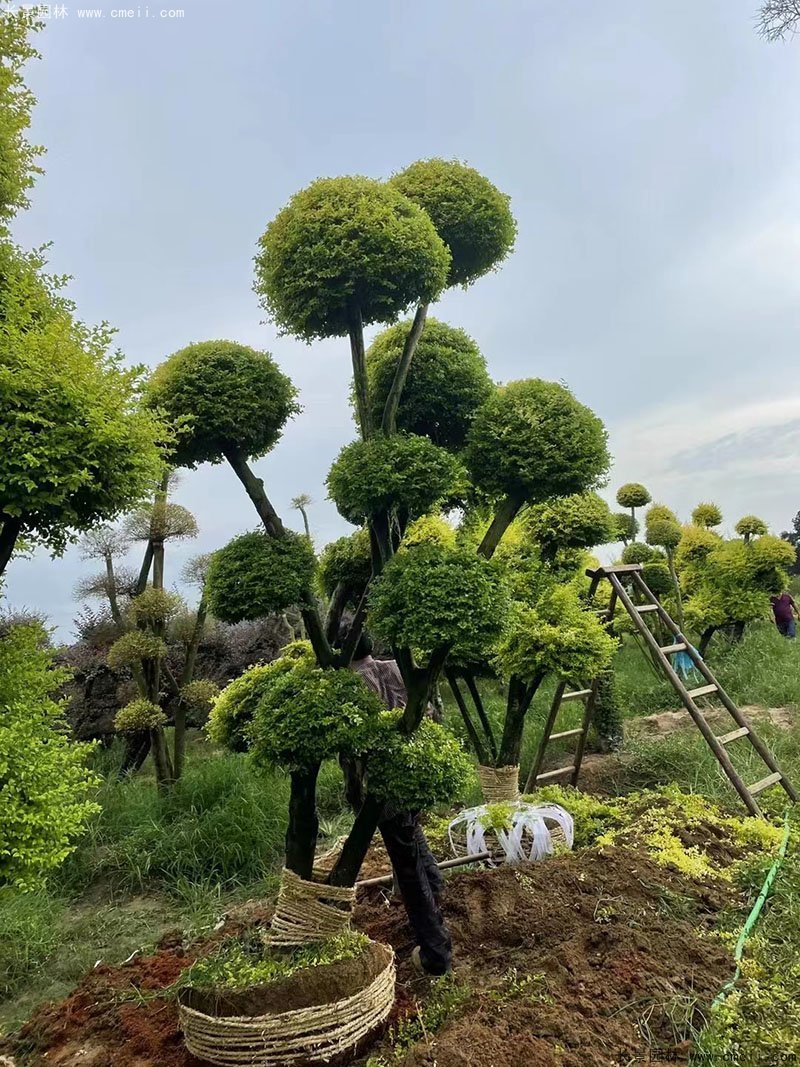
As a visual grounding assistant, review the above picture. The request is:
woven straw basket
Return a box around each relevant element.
[477,763,521,803]
[179,940,395,1066]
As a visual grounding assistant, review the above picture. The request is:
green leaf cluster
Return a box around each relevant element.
[645,504,682,550]
[205,531,316,623]
[107,629,167,668]
[114,698,166,732]
[363,713,472,811]
[612,511,639,542]
[494,585,617,685]
[0,8,44,226]
[180,678,220,714]
[691,502,722,529]
[364,318,493,449]
[465,379,609,504]
[317,528,372,603]
[146,340,298,468]
[254,176,450,340]
[246,659,385,770]
[128,587,182,627]
[0,623,100,889]
[368,543,508,666]
[327,433,465,526]
[524,492,615,556]
[615,482,651,509]
[736,514,769,540]
[390,158,516,287]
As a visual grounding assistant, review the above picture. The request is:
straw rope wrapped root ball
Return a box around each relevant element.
[179,933,395,1067]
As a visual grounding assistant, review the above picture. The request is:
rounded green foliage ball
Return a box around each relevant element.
[616,483,652,510]
[180,679,220,715]
[362,713,472,811]
[621,542,661,565]
[317,528,372,602]
[390,159,516,288]
[247,659,385,770]
[646,517,682,551]
[613,512,639,542]
[675,525,720,568]
[642,561,674,597]
[525,493,615,555]
[736,515,769,539]
[254,176,450,340]
[327,433,465,526]
[364,318,493,449]
[368,543,508,665]
[465,379,609,504]
[206,531,316,623]
[691,502,723,529]
[107,630,167,668]
[128,587,182,627]
[147,340,299,468]
[114,699,166,732]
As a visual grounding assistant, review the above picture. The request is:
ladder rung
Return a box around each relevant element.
[718,726,749,745]
[688,684,718,700]
[561,688,592,702]
[550,728,583,741]
[661,642,687,654]
[749,771,782,795]
[536,766,574,782]
[636,604,660,613]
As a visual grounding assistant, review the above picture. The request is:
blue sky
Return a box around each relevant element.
[6,0,800,638]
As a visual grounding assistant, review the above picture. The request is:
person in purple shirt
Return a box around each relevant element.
[770,590,799,638]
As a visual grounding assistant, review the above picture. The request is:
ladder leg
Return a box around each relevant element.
[571,678,599,787]
[524,680,566,794]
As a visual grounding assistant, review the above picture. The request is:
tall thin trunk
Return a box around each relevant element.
[446,669,489,765]
[299,506,311,540]
[151,726,173,795]
[285,764,321,880]
[135,541,154,596]
[499,674,543,765]
[381,303,429,434]
[327,794,384,887]
[348,308,371,440]
[0,516,22,578]
[478,495,524,559]
[104,552,123,626]
[464,672,499,762]
[666,548,684,630]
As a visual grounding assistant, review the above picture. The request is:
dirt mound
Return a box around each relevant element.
[5,848,735,1067]
[356,846,734,1067]
[631,704,795,738]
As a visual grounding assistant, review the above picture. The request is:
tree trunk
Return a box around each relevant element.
[0,515,22,578]
[151,726,173,794]
[478,495,523,559]
[348,308,371,440]
[666,548,684,630]
[135,541,154,596]
[380,302,428,434]
[699,626,718,657]
[324,582,350,645]
[285,764,321,880]
[499,674,543,765]
[446,669,489,765]
[464,672,499,761]
[327,794,384,887]
[104,552,123,626]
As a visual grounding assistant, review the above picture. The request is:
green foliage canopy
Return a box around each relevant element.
[389,158,516,287]
[613,511,639,542]
[364,318,493,450]
[205,531,316,624]
[525,493,615,556]
[317,528,372,603]
[114,698,166,732]
[368,543,508,665]
[736,515,769,540]
[363,713,472,810]
[616,483,651,509]
[146,340,298,468]
[0,8,43,226]
[0,623,100,889]
[254,176,450,340]
[327,433,465,526]
[691,502,723,529]
[465,379,609,504]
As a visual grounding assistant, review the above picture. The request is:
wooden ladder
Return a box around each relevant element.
[534,562,797,817]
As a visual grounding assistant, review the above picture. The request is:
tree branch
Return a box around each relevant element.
[348,308,372,440]
[0,516,22,579]
[381,302,428,434]
[478,494,524,559]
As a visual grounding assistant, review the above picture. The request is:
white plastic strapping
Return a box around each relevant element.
[448,802,574,865]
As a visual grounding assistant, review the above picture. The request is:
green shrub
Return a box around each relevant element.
[736,514,769,540]
[390,158,516,287]
[327,433,464,525]
[616,483,651,509]
[364,318,492,449]
[146,339,298,468]
[621,542,660,565]
[525,492,615,555]
[0,624,100,890]
[363,714,472,811]
[613,511,639,542]
[254,176,450,340]
[107,629,167,668]
[206,530,316,623]
[691,502,722,529]
[368,543,508,665]
[114,699,166,732]
[127,587,182,626]
[465,379,609,504]
[317,528,372,602]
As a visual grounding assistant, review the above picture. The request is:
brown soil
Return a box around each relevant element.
[630,703,795,738]
[5,847,735,1067]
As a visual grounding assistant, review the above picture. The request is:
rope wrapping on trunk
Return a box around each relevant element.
[477,763,521,802]
[265,869,355,949]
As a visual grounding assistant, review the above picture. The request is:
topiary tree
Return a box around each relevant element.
[645,504,685,627]
[613,511,639,545]
[363,317,493,451]
[692,502,723,530]
[465,379,610,556]
[736,514,769,543]
[291,493,313,540]
[206,531,317,624]
[615,483,651,539]
[524,493,615,563]
[317,529,373,644]
[0,620,100,889]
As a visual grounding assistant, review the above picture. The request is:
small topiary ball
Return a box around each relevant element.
[327,433,465,526]
[368,542,508,665]
[361,713,472,811]
[317,528,373,603]
[691,502,723,529]
[115,699,166,732]
[642,561,674,597]
[735,515,769,539]
[364,318,493,449]
[146,340,299,468]
[621,542,660,565]
[107,630,168,668]
[254,176,451,340]
[646,517,682,551]
[180,679,220,716]
[525,493,615,554]
[613,512,639,542]
[128,588,183,627]
[390,159,517,287]
[465,379,610,505]
[616,483,651,510]
[206,531,316,624]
